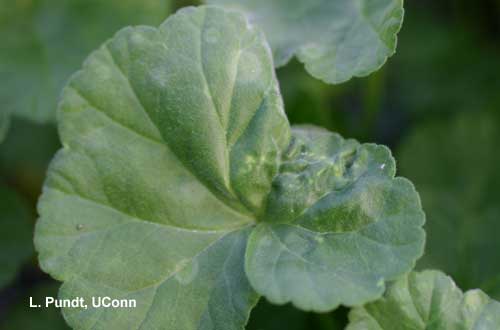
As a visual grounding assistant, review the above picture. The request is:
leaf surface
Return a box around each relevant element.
[35,6,289,329]
[398,112,500,299]
[245,127,425,311]
[0,184,33,288]
[347,270,500,330]
[206,0,404,84]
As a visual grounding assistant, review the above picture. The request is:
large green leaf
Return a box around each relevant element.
[35,5,425,328]
[0,184,33,288]
[398,112,500,299]
[347,270,500,329]
[246,127,425,312]
[0,0,171,124]
[206,0,404,84]
[35,6,289,329]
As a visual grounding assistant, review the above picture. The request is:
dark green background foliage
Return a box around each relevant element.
[1,0,500,328]
[0,0,171,123]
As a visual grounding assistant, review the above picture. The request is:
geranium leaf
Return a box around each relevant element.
[245,127,425,312]
[0,184,33,288]
[206,0,404,84]
[347,270,500,329]
[0,0,171,124]
[35,4,425,327]
[398,112,500,299]
[35,6,289,329]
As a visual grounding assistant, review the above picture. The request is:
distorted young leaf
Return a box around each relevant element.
[0,0,171,124]
[246,126,425,312]
[398,112,500,299]
[0,281,69,330]
[206,0,404,84]
[347,270,500,329]
[0,184,33,288]
[35,6,288,329]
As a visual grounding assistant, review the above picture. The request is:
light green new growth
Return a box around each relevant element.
[347,270,500,330]
[35,5,424,329]
[207,0,404,84]
[246,126,425,311]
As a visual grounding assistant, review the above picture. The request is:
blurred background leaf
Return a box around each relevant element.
[387,8,500,120]
[276,0,500,145]
[397,111,500,300]
[0,0,172,124]
[0,119,60,204]
[0,185,33,289]
[207,0,404,84]
[0,112,8,144]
